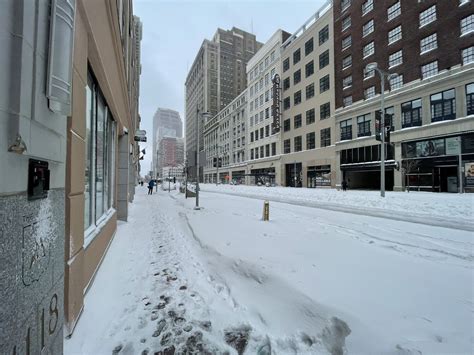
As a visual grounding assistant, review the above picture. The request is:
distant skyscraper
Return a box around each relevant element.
[152,108,183,175]
[185,27,262,179]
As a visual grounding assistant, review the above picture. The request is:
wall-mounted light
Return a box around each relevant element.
[8,134,27,154]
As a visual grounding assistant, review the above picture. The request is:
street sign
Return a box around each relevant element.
[135,129,146,137]
[134,136,147,142]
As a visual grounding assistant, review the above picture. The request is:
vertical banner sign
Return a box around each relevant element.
[271,74,281,134]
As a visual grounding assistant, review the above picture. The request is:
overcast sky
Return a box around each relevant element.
[134,0,327,173]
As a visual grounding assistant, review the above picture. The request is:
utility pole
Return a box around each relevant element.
[195,107,210,210]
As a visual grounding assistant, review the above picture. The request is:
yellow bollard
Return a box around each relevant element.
[262,200,270,221]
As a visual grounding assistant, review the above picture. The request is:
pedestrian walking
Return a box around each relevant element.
[341,179,348,192]
[148,180,154,195]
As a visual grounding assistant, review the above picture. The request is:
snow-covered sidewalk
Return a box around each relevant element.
[200,184,474,230]
[65,187,473,355]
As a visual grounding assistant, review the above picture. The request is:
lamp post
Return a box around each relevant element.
[365,62,398,198]
[195,107,210,210]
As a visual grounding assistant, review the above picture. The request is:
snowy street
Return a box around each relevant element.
[65,186,473,355]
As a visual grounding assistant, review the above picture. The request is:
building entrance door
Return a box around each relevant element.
[435,165,458,192]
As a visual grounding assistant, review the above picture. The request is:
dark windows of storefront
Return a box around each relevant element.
[402,98,422,128]
[307,132,315,150]
[307,165,331,188]
[466,83,474,115]
[284,139,291,153]
[357,114,371,137]
[340,143,394,165]
[294,136,302,152]
[340,119,352,140]
[284,118,291,132]
[321,128,331,147]
[286,162,302,187]
[431,88,456,122]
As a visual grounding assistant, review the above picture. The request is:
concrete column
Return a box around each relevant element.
[302,161,308,188]
[117,134,129,221]
[422,95,431,125]
[335,150,342,188]
[456,85,466,117]
[393,142,403,191]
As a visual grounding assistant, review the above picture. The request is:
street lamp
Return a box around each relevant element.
[365,62,398,198]
[195,107,211,210]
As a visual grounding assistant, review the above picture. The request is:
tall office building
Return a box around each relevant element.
[185,27,262,179]
[152,108,183,175]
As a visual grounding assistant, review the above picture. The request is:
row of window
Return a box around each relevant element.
[250,124,272,142]
[282,104,331,133]
[249,50,276,81]
[250,143,277,160]
[249,67,276,99]
[283,76,330,110]
[340,84,474,141]
[283,128,332,154]
[283,25,330,73]
[283,51,329,92]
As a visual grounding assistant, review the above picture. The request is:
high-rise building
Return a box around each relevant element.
[246,29,291,186]
[279,2,335,188]
[185,27,262,179]
[152,108,183,176]
[333,0,474,192]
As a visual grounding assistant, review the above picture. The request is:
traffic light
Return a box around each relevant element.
[375,111,392,143]
[173,177,176,184]
[213,157,217,167]
[218,157,222,168]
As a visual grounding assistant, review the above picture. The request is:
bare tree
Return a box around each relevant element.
[402,160,419,192]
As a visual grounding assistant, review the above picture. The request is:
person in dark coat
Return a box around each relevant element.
[341,179,348,192]
[148,180,154,195]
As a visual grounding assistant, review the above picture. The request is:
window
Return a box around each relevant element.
[254,129,259,141]
[420,5,436,28]
[265,73,270,86]
[305,61,314,77]
[250,149,254,160]
[341,0,353,8]
[431,89,456,122]
[420,33,437,54]
[284,97,291,110]
[460,0,470,5]
[363,19,374,37]
[294,136,302,152]
[272,142,276,156]
[255,148,259,159]
[260,127,264,139]
[343,95,352,106]
[250,116,254,127]
[283,77,290,91]
[362,0,373,15]
[320,75,330,93]
[357,114,371,137]
[342,0,351,11]
[265,90,269,103]
[319,50,330,69]
[320,102,331,120]
[340,119,352,140]
[384,106,395,131]
[463,46,474,64]
[389,50,403,68]
[306,132,316,150]
[306,108,316,124]
[294,91,302,105]
[461,15,474,35]
[320,128,331,147]
[294,69,301,85]
[293,49,301,65]
[421,60,438,79]
[265,57,269,68]
[283,58,290,72]
[265,144,270,157]
[284,139,291,153]
[319,25,329,45]
[284,118,291,132]
[265,125,270,137]
[388,25,402,44]
[467,83,474,115]
[343,75,352,89]
[388,1,401,21]
[342,55,352,69]
[363,41,374,58]
[294,114,302,128]
[364,67,375,80]
[306,83,315,99]
[365,86,376,99]
[342,35,352,50]
[390,74,403,90]
[84,73,116,231]
[305,38,314,55]
[402,99,422,128]
[265,107,270,118]
[342,17,351,31]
